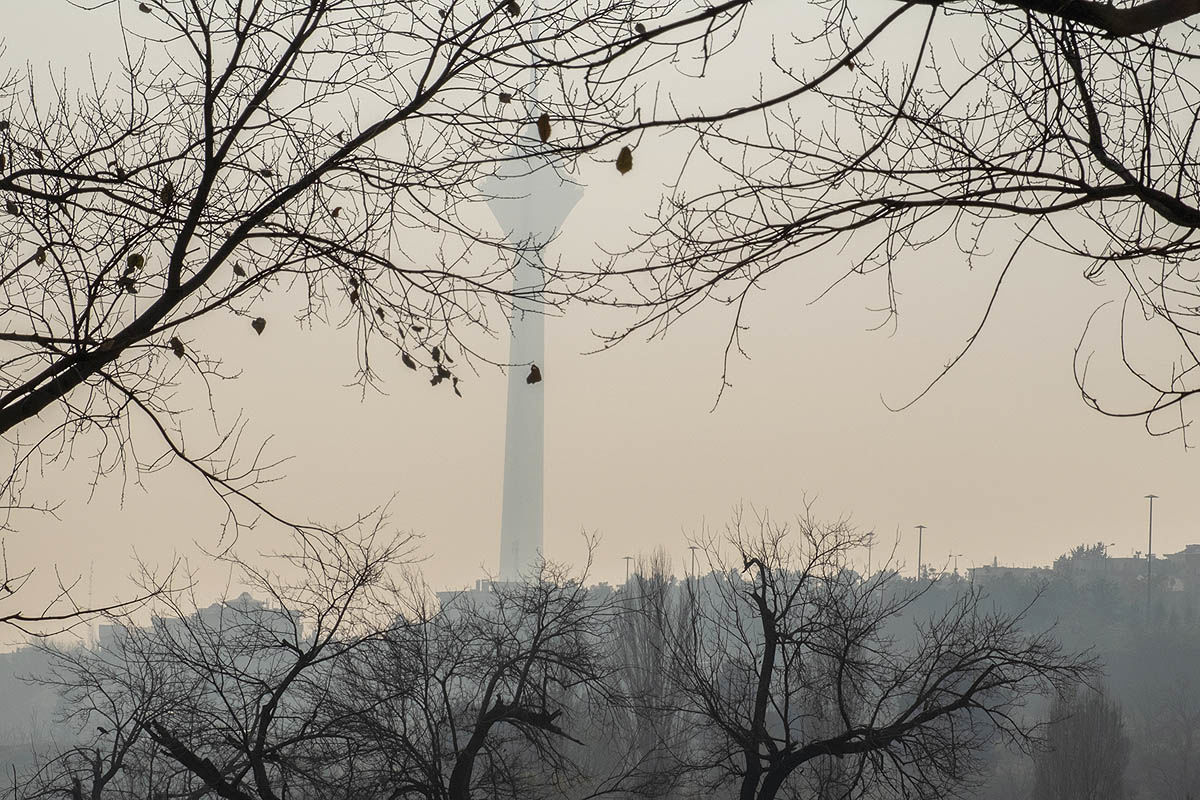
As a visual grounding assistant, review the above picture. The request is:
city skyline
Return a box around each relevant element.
[4,1,1200,797]
[3,2,1200,628]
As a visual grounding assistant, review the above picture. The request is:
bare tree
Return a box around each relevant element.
[0,0,749,525]
[641,508,1091,800]
[326,545,636,800]
[1123,630,1200,800]
[142,525,414,800]
[14,621,200,800]
[0,0,758,651]
[15,520,415,800]
[579,0,1200,434]
[0,539,175,638]
[1032,687,1130,800]
[611,549,688,798]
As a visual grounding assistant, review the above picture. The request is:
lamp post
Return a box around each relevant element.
[951,553,963,575]
[623,555,633,585]
[688,545,700,580]
[865,531,876,578]
[915,525,926,580]
[1146,494,1158,619]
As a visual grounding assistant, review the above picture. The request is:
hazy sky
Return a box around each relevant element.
[4,1,1199,642]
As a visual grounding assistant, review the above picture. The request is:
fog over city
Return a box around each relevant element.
[1,0,1199,799]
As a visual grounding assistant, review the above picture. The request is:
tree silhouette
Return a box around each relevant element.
[331,550,626,800]
[1033,687,1130,800]
[584,0,1200,435]
[643,508,1092,800]
[0,0,743,526]
[20,522,416,800]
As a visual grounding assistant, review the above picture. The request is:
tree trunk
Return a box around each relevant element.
[756,766,790,800]
[447,723,491,800]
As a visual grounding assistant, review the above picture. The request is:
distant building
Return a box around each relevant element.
[1055,554,1145,581]
[99,591,297,652]
[436,579,503,612]
[1165,544,1200,572]
[968,564,1052,586]
[0,645,60,744]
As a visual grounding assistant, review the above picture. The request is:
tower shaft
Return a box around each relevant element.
[486,115,582,583]
[499,251,545,582]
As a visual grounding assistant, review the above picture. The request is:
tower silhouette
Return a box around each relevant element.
[486,105,581,583]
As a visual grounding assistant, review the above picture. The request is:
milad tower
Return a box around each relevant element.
[485,56,582,583]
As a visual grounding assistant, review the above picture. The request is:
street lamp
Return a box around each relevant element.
[951,553,964,575]
[623,555,633,585]
[1146,494,1158,619]
[915,525,926,580]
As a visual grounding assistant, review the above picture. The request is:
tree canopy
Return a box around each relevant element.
[0,0,743,528]
[586,0,1200,436]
